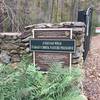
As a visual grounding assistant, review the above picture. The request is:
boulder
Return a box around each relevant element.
[0,50,11,64]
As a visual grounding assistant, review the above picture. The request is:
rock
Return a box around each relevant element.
[20,47,25,50]
[25,48,30,53]
[20,31,31,39]
[52,24,63,28]
[19,43,25,47]
[72,51,80,59]
[10,50,18,54]
[73,27,85,33]
[22,36,32,42]
[11,54,20,62]
[76,34,85,39]
[76,40,82,47]
[0,38,2,44]
[15,39,21,42]
[77,46,84,52]
[25,43,29,46]
[0,34,5,38]
[0,51,11,64]
[72,58,79,64]
[24,25,35,30]
[45,23,53,27]
[13,35,18,40]
[1,43,19,50]
[5,35,13,40]
[0,32,21,36]
[20,50,26,54]
[35,23,47,28]
[59,22,85,27]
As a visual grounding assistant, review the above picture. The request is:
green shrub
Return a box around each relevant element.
[0,58,86,100]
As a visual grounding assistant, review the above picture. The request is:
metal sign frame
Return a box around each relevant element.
[32,28,73,73]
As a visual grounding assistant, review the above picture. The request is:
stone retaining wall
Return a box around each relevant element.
[0,22,85,67]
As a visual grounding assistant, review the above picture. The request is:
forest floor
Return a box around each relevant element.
[83,34,100,100]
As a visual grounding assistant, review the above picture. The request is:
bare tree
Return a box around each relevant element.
[2,0,96,32]
[0,0,4,32]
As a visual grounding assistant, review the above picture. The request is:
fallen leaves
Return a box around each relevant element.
[83,35,100,100]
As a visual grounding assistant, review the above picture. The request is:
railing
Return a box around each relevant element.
[78,6,93,61]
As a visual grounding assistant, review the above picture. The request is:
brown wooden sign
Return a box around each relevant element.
[32,28,74,71]
[35,52,70,71]
[34,29,70,39]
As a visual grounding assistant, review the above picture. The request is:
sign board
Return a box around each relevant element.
[30,39,75,53]
[96,27,100,33]
[31,28,75,71]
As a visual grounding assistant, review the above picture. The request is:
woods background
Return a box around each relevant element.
[0,0,100,32]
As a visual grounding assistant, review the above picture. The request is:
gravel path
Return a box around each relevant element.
[83,35,100,100]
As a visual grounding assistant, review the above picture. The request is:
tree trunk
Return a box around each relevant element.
[0,0,4,32]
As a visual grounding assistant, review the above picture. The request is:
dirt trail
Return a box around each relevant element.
[83,35,100,100]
